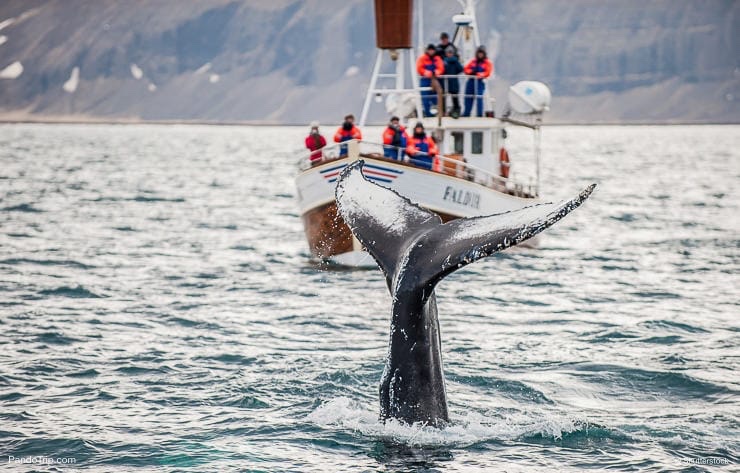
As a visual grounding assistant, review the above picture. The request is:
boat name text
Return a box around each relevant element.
[443,186,480,209]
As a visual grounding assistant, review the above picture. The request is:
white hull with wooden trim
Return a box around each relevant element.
[295,140,539,267]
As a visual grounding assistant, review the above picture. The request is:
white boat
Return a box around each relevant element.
[295,0,552,267]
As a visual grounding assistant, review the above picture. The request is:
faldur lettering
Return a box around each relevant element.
[443,186,480,209]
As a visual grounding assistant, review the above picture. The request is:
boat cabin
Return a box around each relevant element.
[425,117,505,182]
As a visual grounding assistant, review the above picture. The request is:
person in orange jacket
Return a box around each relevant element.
[416,44,444,117]
[463,45,494,117]
[405,122,438,170]
[382,116,408,160]
[333,114,362,156]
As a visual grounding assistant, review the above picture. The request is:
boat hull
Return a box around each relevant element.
[301,201,354,259]
[296,155,539,265]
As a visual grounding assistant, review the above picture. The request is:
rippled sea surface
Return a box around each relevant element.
[1,124,738,472]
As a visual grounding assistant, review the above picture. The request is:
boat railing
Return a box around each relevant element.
[297,142,348,171]
[298,140,536,197]
[419,75,492,118]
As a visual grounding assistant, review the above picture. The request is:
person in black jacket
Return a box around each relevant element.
[436,32,458,58]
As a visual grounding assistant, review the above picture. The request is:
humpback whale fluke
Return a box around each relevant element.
[335,160,595,426]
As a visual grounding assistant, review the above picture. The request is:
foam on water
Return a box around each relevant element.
[308,397,591,447]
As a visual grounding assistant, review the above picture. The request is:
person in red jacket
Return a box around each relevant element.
[463,45,494,117]
[405,122,438,170]
[333,114,362,156]
[382,116,408,160]
[305,121,326,163]
[416,44,444,117]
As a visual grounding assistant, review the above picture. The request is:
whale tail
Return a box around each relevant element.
[335,160,595,298]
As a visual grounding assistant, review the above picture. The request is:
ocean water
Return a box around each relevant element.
[0,123,738,472]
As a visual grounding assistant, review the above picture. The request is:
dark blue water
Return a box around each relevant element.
[0,124,738,471]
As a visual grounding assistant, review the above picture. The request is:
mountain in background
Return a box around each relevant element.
[0,0,738,124]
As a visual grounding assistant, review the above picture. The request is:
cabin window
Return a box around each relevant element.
[451,132,464,154]
[471,131,483,154]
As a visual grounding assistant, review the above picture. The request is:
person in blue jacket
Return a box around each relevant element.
[441,46,463,117]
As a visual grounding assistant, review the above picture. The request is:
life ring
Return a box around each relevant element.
[432,156,442,172]
[499,148,510,178]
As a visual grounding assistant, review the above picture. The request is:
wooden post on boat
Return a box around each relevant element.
[347,139,360,161]
[432,76,444,126]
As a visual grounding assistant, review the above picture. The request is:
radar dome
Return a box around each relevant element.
[508,81,552,114]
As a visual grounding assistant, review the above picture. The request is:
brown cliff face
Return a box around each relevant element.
[0,0,737,124]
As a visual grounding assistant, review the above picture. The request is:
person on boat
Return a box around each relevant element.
[333,114,362,156]
[405,122,438,171]
[382,116,408,160]
[463,45,494,117]
[441,46,463,118]
[305,121,326,164]
[436,32,457,58]
[416,44,444,117]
